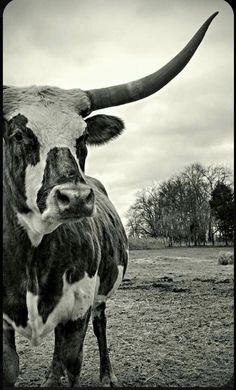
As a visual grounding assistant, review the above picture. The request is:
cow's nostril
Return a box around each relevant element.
[56,190,70,206]
[86,189,94,203]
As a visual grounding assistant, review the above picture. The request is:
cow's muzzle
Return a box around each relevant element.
[42,183,95,222]
[56,185,95,217]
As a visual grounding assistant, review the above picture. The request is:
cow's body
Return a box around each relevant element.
[3,157,127,385]
[3,13,217,387]
[3,177,128,343]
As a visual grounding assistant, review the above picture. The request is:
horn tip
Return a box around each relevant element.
[209,11,219,21]
[201,12,219,34]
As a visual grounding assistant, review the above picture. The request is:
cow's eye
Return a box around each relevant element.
[12,131,24,143]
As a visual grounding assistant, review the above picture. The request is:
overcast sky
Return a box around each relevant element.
[3,0,233,226]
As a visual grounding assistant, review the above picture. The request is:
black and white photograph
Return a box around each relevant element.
[2,0,234,387]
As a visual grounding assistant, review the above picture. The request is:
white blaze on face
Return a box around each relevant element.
[23,104,86,207]
[25,157,46,213]
[8,104,87,245]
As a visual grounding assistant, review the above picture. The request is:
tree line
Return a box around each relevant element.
[126,163,234,247]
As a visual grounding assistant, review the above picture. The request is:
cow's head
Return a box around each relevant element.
[3,88,125,244]
[3,13,217,246]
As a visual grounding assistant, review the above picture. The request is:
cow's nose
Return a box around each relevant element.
[55,186,95,218]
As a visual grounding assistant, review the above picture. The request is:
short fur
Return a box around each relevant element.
[3,86,128,387]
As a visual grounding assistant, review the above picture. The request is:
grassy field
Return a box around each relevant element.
[15,247,234,387]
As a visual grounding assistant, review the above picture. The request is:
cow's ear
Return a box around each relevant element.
[85,114,124,145]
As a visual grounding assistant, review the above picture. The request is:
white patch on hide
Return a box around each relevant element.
[26,292,43,346]
[17,211,60,247]
[3,313,32,339]
[3,272,98,346]
[93,265,124,315]
[15,104,86,154]
[25,158,46,213]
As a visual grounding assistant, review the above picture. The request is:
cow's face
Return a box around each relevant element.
[3,91,124,245]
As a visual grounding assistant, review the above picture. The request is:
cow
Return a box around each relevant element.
[3,12,218,387]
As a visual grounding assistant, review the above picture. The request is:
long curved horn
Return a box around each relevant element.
[85,12,218,111]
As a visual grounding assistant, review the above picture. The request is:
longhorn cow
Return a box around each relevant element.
[3,13,218,387]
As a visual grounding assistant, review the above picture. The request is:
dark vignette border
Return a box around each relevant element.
[0,1,234,390]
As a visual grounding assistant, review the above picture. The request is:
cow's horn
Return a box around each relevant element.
[85,12,218,111]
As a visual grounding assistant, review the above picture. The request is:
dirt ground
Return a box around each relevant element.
[15,247,234,388]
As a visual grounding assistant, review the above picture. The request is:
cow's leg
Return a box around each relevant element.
[42,328,65,387]
[45,308,91,387]
[92,302,118,387]
[3,325,19,387]
[60,308,91,387]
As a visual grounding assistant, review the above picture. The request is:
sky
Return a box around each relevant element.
[3,0,233,227]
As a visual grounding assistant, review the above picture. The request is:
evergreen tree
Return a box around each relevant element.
[209,182,234,245]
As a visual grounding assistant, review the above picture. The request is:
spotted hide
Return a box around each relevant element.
[3,87,128,387]
[3,12,217,388]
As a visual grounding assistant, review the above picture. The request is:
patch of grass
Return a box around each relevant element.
[129,246,234,261]
[15,248,234,387]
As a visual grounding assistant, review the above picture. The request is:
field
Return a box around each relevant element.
[15,247,234,388]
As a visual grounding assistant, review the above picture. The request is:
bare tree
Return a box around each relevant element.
[126,163,233,247]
